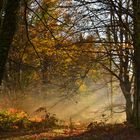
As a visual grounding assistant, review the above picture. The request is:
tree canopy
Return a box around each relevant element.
[0,0,140,127]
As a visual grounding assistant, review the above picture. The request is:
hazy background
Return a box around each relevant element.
[0,77,125,123]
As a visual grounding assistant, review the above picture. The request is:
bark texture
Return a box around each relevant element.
[0,0,20,84]
[120,82,133,123]
[133,0,140,126]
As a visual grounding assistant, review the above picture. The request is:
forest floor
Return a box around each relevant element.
[1,123,140,140]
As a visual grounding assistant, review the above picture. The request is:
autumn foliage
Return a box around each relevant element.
[0,108,58,131]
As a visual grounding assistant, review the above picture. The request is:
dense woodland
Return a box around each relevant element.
[0,0,140,139]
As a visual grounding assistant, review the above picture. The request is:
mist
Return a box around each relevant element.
[0,77,125,124]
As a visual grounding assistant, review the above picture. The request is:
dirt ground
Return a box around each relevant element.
[1,123,140,140]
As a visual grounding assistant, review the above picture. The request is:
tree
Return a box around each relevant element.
[0,0,20,84]
[132,0,140,126]
[2,0,98,97]
[59,0,135,123]
[1,0,140,126]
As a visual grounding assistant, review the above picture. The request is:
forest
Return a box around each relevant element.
[0,0,140,139]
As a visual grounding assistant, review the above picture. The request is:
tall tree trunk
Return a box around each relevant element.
[0,0,3,25]
[0,0,20,85]
[125,94,133,123]
[133,0,140,126]
[120,82,133,123]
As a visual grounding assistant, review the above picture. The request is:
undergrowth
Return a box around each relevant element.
[0,108,58,131]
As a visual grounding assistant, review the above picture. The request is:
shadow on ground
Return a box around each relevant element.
[53,124,140,140]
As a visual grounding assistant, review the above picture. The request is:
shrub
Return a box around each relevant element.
[0,108,58,131]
